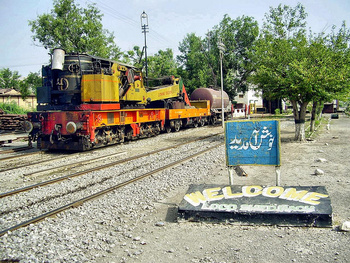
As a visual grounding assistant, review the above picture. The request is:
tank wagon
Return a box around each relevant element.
[190,88,232,124]
[24,49,230,151]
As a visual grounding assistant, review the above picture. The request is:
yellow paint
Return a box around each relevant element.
[81,73,119,102]
[279,188,308,201]
[167,101,210,119]
[203,187,224,201]
[300,192,329,205]
[184,191,207,206]
[184,185,329,207]
[222,186,243,199]
[262,186,284,197]
[146,82,180,102]
[121,79,147,103]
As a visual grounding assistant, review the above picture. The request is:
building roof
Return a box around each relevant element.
[0,88,35,97]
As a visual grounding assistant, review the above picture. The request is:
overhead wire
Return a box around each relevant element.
[82,0,172,48]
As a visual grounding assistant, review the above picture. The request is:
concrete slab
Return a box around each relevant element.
[0,133,28,146]
[178,184,332,227]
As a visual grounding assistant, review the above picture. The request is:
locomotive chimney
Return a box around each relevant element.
[52,48,65,70]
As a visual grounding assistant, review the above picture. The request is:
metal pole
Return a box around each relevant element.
[218,39,225,129]
[141,11,149,87]
[275,166,281,186]
[228,167,234,185]
[143,27,148,86]
[220,53,224,128]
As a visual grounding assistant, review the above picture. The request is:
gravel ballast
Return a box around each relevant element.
[1,116,349,262]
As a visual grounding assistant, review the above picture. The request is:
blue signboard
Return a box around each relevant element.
[225,120,281,166]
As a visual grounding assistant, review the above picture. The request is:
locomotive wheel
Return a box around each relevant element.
[165,125,171,133]
[126,129,133,140]
[210,116,217,125]
[200,118,206,127]
[193,119,199,128]
[173,121,181,132]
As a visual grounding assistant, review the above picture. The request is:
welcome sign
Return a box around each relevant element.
[225,120,281,166]
[178,185,332,227]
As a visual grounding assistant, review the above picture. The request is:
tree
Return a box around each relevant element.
[0,69,41,99]
[29,0,122,60]
[177,33,212,94]
[147,49,178,79]
[250,4,312,141]
[304,29,350,131]
[177,16,259,98]
[20,72,42,99]
[122,46,143,69]
[0,68,21,91]
[250,4,350,141]
[210,15,259,99]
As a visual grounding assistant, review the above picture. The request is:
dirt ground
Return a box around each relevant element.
[101,114,350,263]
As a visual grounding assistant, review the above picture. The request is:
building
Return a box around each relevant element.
[0,89,36,110]
[234,88,263,113]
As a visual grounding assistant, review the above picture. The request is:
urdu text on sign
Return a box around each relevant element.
[225,120,281,166]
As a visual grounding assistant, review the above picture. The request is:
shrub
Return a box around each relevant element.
[0,101,31,114]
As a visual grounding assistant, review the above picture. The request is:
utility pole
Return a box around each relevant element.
[218,38,226,128]
[141,11,149,87]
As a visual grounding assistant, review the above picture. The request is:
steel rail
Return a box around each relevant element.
[0,132,223,198]
[0,153,70,173]
[0,146,33,154]
[0,142,223,237]
[22,151,127,176]
[0,151,43,162]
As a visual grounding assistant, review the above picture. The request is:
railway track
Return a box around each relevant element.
[0,133,223,236]
[0,146,33,154]
[0,150,43,162]
[0,129,222,172]
[0,132,222,196]
[0,140,133,172]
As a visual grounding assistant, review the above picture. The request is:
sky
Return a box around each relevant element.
[0,0,349,77]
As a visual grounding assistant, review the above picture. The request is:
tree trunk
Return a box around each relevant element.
[291,100,309,141]
[317,101,323,121]
[310,101,317,132]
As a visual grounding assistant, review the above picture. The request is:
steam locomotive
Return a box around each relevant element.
[24,49,231,151]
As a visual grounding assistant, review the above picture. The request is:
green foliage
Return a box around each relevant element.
[249,4,311,140]
[0,68,21,90]
[0,101,31,114]
[286,109,293,115]
[122,46,143,69]
[177,33,211,94]
[122,46,178,87]
[0,69,41,99]
[274,108,280,115]
[263,3,307,39]
[177,15,259,97]
[19,72,41,99]
[211,15,259,98]
[147,49,178,78]
[249,3,350,140]
[29,0,122,60]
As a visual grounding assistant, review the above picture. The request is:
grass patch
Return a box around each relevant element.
[0,101,33,114]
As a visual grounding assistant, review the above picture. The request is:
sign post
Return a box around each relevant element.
[178,119,332,226]
[225,120,281,185]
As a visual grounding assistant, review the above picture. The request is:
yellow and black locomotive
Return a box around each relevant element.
[24,49,232,151]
